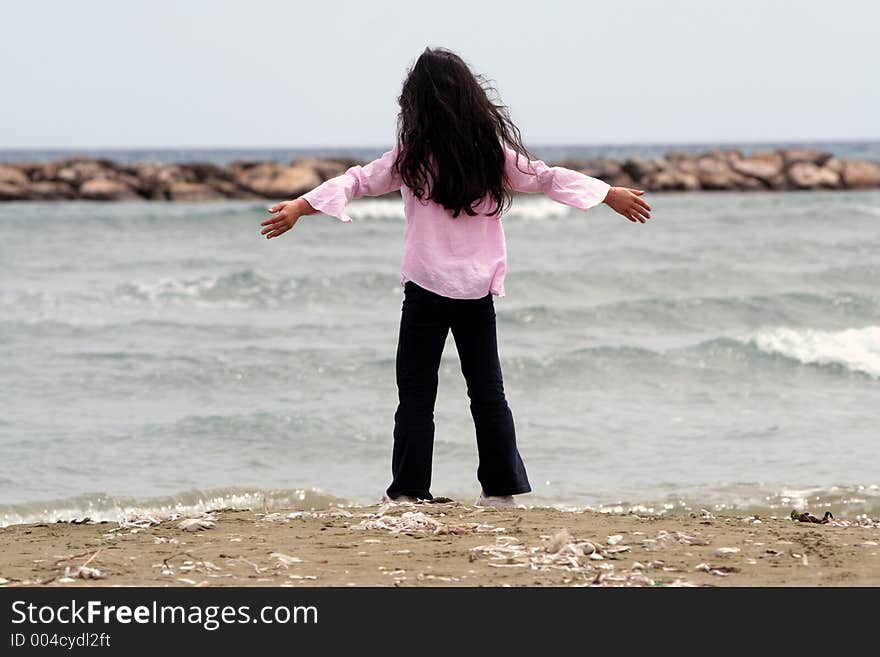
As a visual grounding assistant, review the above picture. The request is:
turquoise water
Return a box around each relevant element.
[1,190,879,524]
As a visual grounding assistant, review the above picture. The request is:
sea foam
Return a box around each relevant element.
[752,325,880,378]
[346,197,570,221]
[0,488,347,528]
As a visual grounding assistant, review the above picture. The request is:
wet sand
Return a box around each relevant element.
[1,503,878,587]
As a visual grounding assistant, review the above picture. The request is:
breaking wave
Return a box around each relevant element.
[751,325,880,378]
[3,483,879,527]
[0,487,349,528]
[346,196,570,221]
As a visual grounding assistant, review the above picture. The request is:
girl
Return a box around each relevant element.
[259,48,651,507]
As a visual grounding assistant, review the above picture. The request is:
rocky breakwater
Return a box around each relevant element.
[0,156,359,202]
[559,149,880,192]
[1,149,879,201]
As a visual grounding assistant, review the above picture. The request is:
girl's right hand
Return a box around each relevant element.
[603,187,652,223]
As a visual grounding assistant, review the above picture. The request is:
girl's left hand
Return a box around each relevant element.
[260,199,309,239]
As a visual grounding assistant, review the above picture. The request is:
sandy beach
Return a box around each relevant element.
[1,503,878,587]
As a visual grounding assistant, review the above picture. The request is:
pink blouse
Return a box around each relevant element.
[301,145,611,299]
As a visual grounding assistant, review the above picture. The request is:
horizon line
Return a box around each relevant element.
[1,137,879,152]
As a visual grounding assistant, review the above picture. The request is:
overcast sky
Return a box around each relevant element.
[1,0,877,148]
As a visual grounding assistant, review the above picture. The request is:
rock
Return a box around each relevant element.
[642,168,700,191]
[227,160,263,174]
[55,158,117,185]
[181,162,232,182]
[780,149,833,167]
[576,163,634,187]
[610,172,638,188]
[0,165,29,186]
[24,181,77,200]
[232,162,280,191]
[840,160,880,189]
[667,157,699,175]
[270,166,322,197]
[722,149,744,161]
[204,178,247,198]
[824,157,844,174]
[0,169,35,200]
[236,163,321,198]
[167,181,227,201]
[696,155,747,190]
[739,175,767,190]
[26,163,61,182]
[622,157,663,181]
[663,151,696,165]
[0,182,28,200]
[115,171,147,192]
[787,162,840,189]
[80,178,139,200]
[1,150,878,201]
[576,159,624,180]
[5,161,45,179]
[130,163,191,184]
[730,151,783,186]
[291,157,352,182]
[700,149,743,164]
[127,163,190,199]
[551,158,590,171]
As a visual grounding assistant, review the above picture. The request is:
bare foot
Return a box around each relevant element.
[380,493,419,504]
[475,492,517,508]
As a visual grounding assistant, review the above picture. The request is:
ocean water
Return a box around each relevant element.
[1,189,879,525]
[2,139,879,166]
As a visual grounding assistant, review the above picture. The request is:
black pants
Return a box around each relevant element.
[385,280,531,500]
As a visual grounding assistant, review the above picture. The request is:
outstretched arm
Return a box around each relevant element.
[260,146,403,239]
[504,147,651,223]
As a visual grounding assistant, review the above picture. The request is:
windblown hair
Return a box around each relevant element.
[394,47,534,218]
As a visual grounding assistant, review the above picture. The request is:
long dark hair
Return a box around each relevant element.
[394,47,534,218]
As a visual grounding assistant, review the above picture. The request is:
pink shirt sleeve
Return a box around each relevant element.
[503,146,611,210]
[301,145,403,223]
